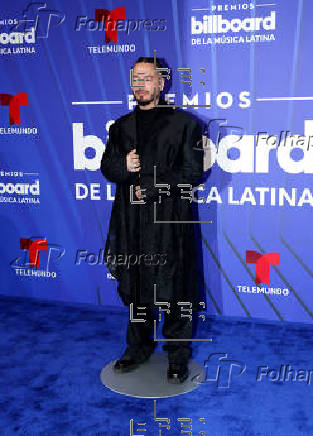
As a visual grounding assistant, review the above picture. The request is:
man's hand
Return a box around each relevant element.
[135,185,145,200]
[126,149,141,172]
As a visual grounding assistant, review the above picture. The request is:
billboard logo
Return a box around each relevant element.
[246,250,280,285]
[0,93,28,125]
[0,175,40,205]
[0,27,35,45]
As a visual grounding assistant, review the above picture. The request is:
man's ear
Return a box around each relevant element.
[158,74,165,91]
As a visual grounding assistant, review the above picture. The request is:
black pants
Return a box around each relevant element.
[122,303,193,364]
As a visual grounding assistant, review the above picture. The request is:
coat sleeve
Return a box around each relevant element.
[100,121,131,183]
[140,118,204,203]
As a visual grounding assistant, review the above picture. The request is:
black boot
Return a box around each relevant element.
[113,358,143,373]
[113,346,154,373]
[167,362,189,384]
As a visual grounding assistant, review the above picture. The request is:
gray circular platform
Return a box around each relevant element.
[100,352,204,398]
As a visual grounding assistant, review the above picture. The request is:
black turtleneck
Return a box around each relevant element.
[135,104,159,156]
[133,102,161,186]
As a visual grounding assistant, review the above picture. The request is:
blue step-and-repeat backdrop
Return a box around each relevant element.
[1,0,312,324]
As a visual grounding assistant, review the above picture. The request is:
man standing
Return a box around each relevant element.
[101,57,204,383]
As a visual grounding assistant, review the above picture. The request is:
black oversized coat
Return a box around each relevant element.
[100,100,204,310]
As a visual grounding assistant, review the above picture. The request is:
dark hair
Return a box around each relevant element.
[131,56,163,71]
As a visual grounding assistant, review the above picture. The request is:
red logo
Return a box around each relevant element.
[95,7,126,43]
[246,250,280,285]
[20,238,47,268]
[0,93,28,125]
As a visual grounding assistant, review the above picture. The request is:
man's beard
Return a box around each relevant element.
[137,98,152,107]
[133,91,159,107]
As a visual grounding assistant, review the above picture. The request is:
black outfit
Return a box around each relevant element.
[123,304,193,364]
[100,98,204,364]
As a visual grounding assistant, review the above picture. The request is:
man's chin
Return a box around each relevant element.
[138,99,153,106]
[136,96,159,107]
